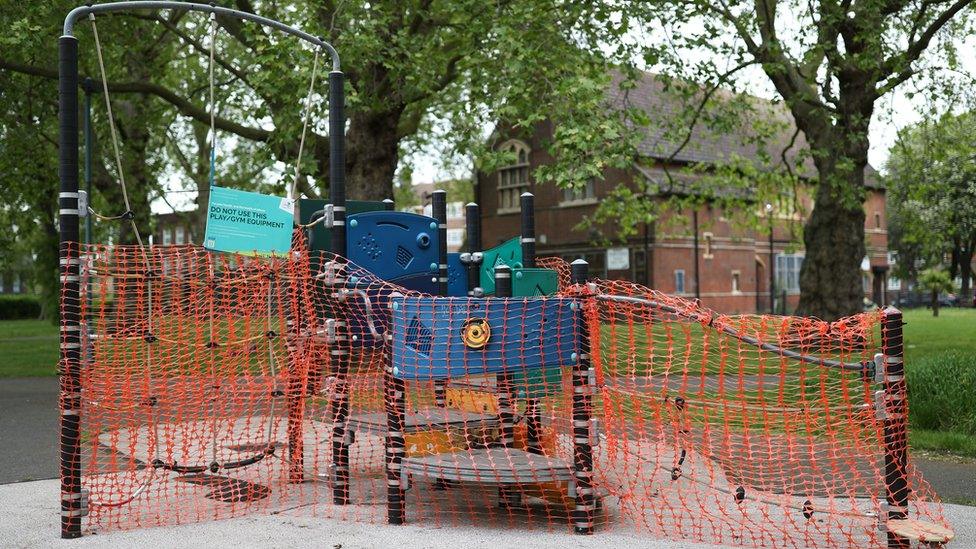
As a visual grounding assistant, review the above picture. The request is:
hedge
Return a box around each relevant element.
[0,294,42,320]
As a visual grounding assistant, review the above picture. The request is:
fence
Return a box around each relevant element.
[58,234,950,547]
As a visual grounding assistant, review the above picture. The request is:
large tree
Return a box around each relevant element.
[621,0,975,319]
[0,1,627,316]
[886,111,976,306]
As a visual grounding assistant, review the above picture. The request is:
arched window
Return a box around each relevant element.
[497,140,530,212]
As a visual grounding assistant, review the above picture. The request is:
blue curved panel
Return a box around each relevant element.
[390,296,581,380]
[447,253,467,297]
[347,211,440,292]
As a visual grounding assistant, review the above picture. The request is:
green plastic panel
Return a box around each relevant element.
[512,268,558,297]
[513,366,564,399]
[479,237,522,295]
[298,199,388,251]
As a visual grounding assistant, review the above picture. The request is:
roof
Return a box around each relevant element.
[605,71,882,189]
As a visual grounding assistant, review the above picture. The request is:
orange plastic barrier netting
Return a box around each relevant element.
[58,234,950,547]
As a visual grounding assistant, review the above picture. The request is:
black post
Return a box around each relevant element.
[692,210,701,300]
[520,192,535,269]
[519,192,543,453]
[768,209,775,314]
[58,34,83,540]
[325,70,351,504]
[386,302,406,524]
[571,259,594,535]
[494,264,519,507]
[464,202,481,295]
[882,307,909,548]
[383,198,395,211]
[432,190,448,408]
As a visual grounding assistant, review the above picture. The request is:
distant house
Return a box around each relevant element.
[152,212,195,247]
[476,71,889,314]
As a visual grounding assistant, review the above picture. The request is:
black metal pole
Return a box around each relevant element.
[494,264,519,507]
[571,259,594,535]
[464,202,481,295]
[768,213,775,314]
[325,70,351,504]
[58,34,83,540]
[520,192,535,269]
[882,307,909,548]
[432,190,448,408]
[383,198,395,211]
[692,210,700,300]
[519,192,543,453]
[385,302,406,524]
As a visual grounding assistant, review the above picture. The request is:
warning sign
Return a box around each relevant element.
[203,186,294,255]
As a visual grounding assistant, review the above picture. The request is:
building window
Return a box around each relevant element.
[175,225,186,245]
[446,228,464,247]
[633,249,647,286]
[887,276,901,291]
[731,270,741,294]
[874,212,881,229]
[702,232,714,259]
[561,179,596,205]
[162,228,173,246]
[674,269,686,294]
[775,254,803,294]
[497,140,530,212]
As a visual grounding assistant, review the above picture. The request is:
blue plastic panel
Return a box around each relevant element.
[347,211,439,293]
[447,253,467,297]
[390,296,581,380]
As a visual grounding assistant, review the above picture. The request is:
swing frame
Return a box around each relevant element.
[57,2,343,538]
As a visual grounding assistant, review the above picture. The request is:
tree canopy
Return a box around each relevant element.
[886,111,976,305]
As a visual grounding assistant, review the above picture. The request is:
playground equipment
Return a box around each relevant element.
[56,3,954,547]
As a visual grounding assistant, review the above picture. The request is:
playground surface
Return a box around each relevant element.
[0,478,974,548]
[0,476,707,549]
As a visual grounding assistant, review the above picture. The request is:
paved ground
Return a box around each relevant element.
[0,478,973,548]
[3,376,975,504]
[0,378,58,483]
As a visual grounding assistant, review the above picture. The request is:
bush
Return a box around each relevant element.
[907,351,976,436]
[0,294,42,320]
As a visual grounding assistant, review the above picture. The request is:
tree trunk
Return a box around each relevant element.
[341,109,403,201]
[931,289,939,317]
[959,248,973,308]
[795,155,867,320]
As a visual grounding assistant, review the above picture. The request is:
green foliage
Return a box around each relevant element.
[918,268,956,295]
[885,112,976,294]
[0,295,42,320]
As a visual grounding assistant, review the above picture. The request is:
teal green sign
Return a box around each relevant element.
[204,186,294,255]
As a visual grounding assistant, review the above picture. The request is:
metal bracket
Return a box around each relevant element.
[323,204,335,228]
[873,390,887,421]
[877,502,889,531]
[78,190,89,217]
[873,353,884,384]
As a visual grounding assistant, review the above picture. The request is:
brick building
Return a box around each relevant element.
[476,72,889,314]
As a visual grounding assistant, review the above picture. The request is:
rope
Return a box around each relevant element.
[289,48,321,200]
[89,14,147,254]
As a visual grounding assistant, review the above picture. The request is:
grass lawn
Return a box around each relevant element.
[901,307,976,361]
[0,319,59,377]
